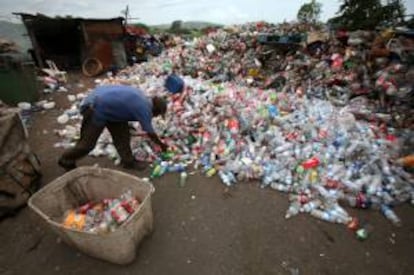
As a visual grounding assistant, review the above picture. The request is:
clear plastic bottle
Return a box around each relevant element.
[302,199,322,213]
[381,158,392,175]
[261,174,273,188]
[179,172,188,187]
[218,170,232,186]
[328,205,351,224]
[366,175,382,196]
[310,209,334,223]
[274,143,294,154]
[270,183,291,192]
[285,170,293,185]
[380,205,402,226]
[285,201,301,219]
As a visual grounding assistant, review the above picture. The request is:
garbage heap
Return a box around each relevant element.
[116,21,414,125]
[126,22,316,87]
[55,22,414,228]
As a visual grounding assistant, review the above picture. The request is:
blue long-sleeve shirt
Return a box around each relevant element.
[81,85,154,133]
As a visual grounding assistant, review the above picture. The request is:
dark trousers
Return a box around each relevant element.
[60,108,134,166]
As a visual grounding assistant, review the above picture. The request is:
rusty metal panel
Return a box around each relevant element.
[88,39,113,70]
[80,19,126,72]
[83,21,124,39]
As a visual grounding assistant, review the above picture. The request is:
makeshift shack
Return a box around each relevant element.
[14,13,127,76]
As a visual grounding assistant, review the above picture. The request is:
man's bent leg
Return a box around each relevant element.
[106,122,146,170]
[58,108,104,170]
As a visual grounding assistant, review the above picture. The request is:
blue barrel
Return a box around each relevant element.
[165,74,184,94]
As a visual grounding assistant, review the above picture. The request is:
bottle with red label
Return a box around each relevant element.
[301,156,320,169]
[110,200,130,224]
[346,192,371,209]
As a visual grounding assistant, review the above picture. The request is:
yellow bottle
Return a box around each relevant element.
[206,167,217,177]
[310,169,318,183]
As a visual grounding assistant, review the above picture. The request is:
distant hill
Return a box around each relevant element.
[0,21,32,52]
[151,21,222,30]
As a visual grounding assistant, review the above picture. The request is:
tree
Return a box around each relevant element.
[297,0,322,23]
[407,15,414,29]
[339,0,382,29]
[170,20,183,32]
[328,0,406,30]
[381,0,406,25]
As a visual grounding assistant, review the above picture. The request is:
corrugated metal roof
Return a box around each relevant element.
[13,13,125,23]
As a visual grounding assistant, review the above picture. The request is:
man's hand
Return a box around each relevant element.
[160,143,168,152]
[148,132,168,152]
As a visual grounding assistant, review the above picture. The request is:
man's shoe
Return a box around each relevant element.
[58,158,77,171]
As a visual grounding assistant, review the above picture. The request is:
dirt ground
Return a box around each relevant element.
[0,73,413,275]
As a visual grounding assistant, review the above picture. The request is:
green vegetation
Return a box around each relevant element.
[328,0,407,30]
[297,0,322,23]
[132,23,150,32]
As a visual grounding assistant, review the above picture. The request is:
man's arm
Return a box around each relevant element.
[148,132,168,152]
[135,107,168,151]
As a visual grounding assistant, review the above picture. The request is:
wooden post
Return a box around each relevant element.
[27,28,44,68]
[20,16,45,69]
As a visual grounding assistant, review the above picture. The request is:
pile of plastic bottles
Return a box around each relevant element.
[60,78,414,227]
[160,81,412,225]
[62,190,140,233]
[54,22,414,228]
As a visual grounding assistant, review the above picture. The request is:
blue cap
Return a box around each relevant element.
[165,74,184,94]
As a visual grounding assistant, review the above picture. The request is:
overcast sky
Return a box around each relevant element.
[1,0,414,25]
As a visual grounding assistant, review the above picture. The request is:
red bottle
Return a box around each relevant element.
[302,157,320,169]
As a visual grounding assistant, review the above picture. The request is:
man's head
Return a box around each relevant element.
[152,96,167,117]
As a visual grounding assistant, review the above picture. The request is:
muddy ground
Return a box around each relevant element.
[0,73,413,275]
